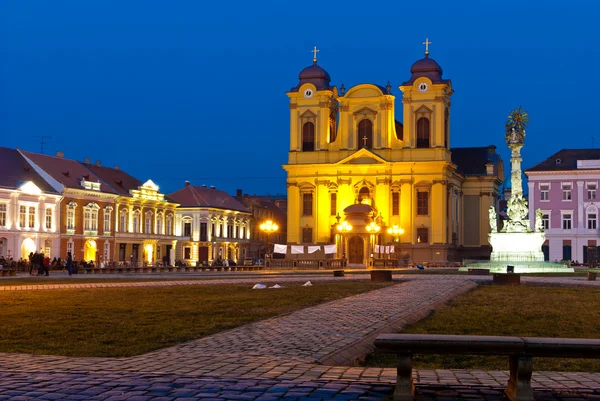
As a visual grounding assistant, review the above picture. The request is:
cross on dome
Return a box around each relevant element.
[312,46,319,64]
[422,38,432,56]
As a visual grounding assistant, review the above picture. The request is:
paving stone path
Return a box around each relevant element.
[0,274,599,400]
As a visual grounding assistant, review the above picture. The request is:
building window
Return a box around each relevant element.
[19,206,26,228]
[184,247,191,260]
[157,215,163,234]
[200,222,208,241]
[542,214,549,230]
[588,213,597,230]
[302,122,315,152]
[0,204,6,227]
[243,226,247,239]
[540,184,549,201]
[302,193,313,216]
[45,208,52,230]
[588,184,597,200]
[104,207,112,234]
[562,183,572,201]
[392,192,400,216]
[417,192,429,215]
[166,215,173,235]
[562,213,572,230]
[330,193,337,216]
[67,240,74,256]
[302,227,312,243]
[183,221,192,237]
[221,223,225,237]
[83,203,99,233]
[357,119,373,149]
[211,223,216,238]
[235,225,239,239]
[145,212,152,234]
[132,211,140,233]
[416,117,430,148]
[28,206,35,228]
[66,202,76,232]
[417,227,429,243]
[119,210,127,232]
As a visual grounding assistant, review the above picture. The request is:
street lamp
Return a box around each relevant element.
[336,221,352,263]
[259,220,278,266]
[387,225,405,265]
[366,222,380,266]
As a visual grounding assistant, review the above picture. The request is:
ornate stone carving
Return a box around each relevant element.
[340,105,350,112]
[489,206,497,233]
[289,103,297,109]
[379,102,393,110]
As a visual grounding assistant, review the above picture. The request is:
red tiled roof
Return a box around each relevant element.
[168,185,249,212]
[81,163,142,195]
[526,149,600,172]
[20,150,118,194]
[0,147,58,193]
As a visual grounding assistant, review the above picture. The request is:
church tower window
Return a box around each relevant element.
[357,119,373,149]
[302,193,313,216]
[392,192,400,216]
[302,122,315,151]
[416,117,430,148]
[417,191,429,215]
[330,193,337,216]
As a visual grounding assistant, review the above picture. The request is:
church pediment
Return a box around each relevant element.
[337,149,388,165]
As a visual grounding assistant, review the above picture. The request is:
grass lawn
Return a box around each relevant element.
[364,284,600,372]
[0,281,392,357]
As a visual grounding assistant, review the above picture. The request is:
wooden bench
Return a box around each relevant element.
[374,333,600,401]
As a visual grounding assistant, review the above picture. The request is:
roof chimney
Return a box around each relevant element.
[202,184,207,188]
[236,189,243,197]
[56,151,64,158]
[210,185,216,189]
[114,165,120,170]
[185,181,191,187]
[94,160,101,166]
[83,157,90,164]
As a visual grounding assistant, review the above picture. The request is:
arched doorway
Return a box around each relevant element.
[348,236,364,264]
[21,238,36,259]
[84,240,97,263]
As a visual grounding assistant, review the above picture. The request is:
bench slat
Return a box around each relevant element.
[375,334,525,355]
[523,337,600,358]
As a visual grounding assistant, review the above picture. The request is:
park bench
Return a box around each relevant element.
[374,333,600,401]
[0,269,17,276]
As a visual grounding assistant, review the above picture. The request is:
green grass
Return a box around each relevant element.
[0,281,392,357]
[364,284,600,372]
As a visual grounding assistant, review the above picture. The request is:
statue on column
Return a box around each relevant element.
[535,208,544,232]
[489,206,497,233]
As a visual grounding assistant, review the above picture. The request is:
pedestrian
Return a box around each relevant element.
[43,253,50,276]
[66,252,73,276]
[28,252,34,275]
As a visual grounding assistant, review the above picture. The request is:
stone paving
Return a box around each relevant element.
[0,273,599,400]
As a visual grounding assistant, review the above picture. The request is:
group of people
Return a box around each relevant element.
[27,251,74,276]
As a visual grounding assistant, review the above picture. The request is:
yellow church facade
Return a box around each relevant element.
[283,47,503,265]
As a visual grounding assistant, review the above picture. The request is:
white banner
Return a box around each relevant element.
[389,245,395,254]
[324,244,337,254]
[273,244,288,254]
[291,245,304,254]
[375,245,380,253]
[307,245,320,254]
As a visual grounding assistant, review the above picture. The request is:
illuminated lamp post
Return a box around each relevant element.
[387,225,405,266]
[259,220,278,267]
[336,221,352,265]
[366,222,380,267]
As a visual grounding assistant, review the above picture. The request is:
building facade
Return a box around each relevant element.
[0,147,62,261]
[168,183,252,265]
[283,50,503,265]
[526,149,600,263]
[20,150,119,264]
[82,162,179,265]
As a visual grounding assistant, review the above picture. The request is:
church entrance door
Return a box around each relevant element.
[348,236,364,264]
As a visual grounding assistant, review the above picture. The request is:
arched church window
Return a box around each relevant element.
[444,108,449,148]
[359,187,370,204]
[357,119,373,149]
[416,117,430,148]
[302,122,315,151]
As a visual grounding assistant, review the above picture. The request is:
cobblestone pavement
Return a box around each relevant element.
[1,274,599,400]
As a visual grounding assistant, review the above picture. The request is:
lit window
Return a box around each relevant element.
[417,192,429,215]
[45,208,52,230]
[145,212,153,234]
[183,221,192,237]
[588,213,597,230]
[119,210,127,232]
[132,211,140,233]
[166,215,173,235]
[184,247,191,259]
[66,202,77,232]
[19,206,26,228]
[157,214,163,234]
[28,206,35,228]
[83,203,99,233]
[562,184,572,201]
[0,204,6,227]
[302,193,313,216]
[104,207,112,234]
[562,213,572,230]
[417,227,429,243]
[588,184,597,200]
[540,184,549,201]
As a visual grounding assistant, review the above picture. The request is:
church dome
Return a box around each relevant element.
[402,54,448,86]
[292,62,332,91]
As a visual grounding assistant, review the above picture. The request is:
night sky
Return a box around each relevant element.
[1,1,597,196]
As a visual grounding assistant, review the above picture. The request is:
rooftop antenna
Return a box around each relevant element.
[32,136,52,154]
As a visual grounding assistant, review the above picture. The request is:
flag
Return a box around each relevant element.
[291,245,304,254]
[324,244,337,254]
[307,246,320,253]
[273,244,287,254]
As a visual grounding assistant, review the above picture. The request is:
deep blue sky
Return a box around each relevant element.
[1,1,597,196]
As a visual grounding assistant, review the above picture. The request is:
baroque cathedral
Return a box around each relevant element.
[283,44,504,264]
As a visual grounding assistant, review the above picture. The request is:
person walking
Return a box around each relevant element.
[43,254,50,276]
[66,252,73,276]
[28,252,34,275]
